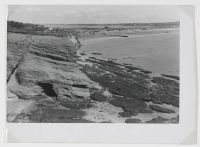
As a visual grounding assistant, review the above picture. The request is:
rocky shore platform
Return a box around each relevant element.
[7,23,179,123]
[76,53,179,123]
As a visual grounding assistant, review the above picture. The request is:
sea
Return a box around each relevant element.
[79,31,179,76]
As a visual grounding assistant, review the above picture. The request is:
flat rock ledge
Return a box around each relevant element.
[146,116,179,124]
[149,104,175,113]
[125,118,141,123]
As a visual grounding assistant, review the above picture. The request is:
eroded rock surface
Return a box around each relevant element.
[150,77,179,106]
[125,118,141,123]
[149,104,175,113]
[7,33,99,122]
[90,92,107,102]
[146,116,179,124]
[110,96,152,115]
[7,27,180,123]
[79,55,179,123]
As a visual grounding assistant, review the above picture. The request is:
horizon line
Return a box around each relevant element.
[7,20,180,25]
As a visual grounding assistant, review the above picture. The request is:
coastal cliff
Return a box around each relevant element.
[7,21,179,123]
[7,32,99,122]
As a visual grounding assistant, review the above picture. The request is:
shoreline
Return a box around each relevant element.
[79,27,179,41]
[77,31,179,78]
[76,35,180,123]
[7,22,180,123]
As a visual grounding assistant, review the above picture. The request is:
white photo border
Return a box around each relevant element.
[0,0,198,144]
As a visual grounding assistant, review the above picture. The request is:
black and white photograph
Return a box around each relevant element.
[7,5,180,123]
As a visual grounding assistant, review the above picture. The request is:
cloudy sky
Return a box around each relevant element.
[8,5,180,24]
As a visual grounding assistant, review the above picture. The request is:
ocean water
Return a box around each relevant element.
[79,32,179,76]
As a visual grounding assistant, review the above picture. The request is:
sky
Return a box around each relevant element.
[8,5,180,24]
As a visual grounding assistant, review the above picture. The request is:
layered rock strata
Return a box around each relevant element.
[7,33,99,122]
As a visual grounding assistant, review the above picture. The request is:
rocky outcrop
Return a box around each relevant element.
[7,32,99,122]
[146,116,168,123]
[125,118,141,123]
[150,77,179,107]
[118,112,133,117]
[146,116,179,124]
[90,92,107,102]
[79,55,179,123]
[7,33,33,82]
[149,104,175,113]
[7,25,180,123]
[110,96,152,115]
